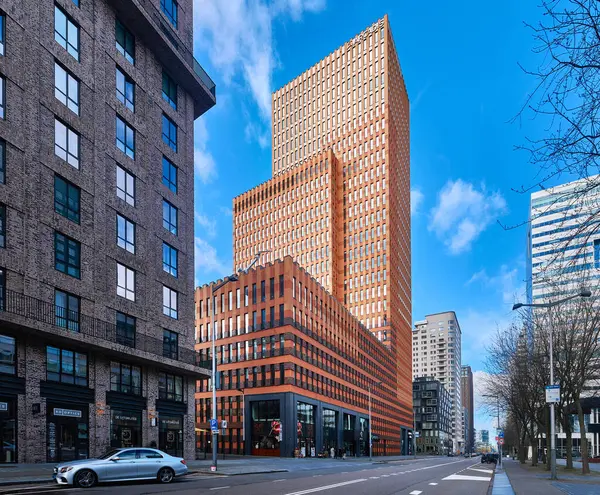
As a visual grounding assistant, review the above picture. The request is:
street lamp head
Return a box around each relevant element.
[580,289,592,298]
[512,303,524,311]
[227,274,239,283]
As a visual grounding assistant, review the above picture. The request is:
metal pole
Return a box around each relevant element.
[369,384,373,461]
[497,396,502,468]
[413,408,417,458]
[548,306,557,480]
[211,292,218,471]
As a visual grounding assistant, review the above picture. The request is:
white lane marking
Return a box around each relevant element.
[284,479,367,495]
[273,479,286,482]
[209,487,231,491]
[442,474,491,481]
[409,491,423,495]
[370,476,380,479]
[429,482,438,485]
[468,467,494,474]
[312,474,322,477]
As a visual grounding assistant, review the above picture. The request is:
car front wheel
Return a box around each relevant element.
[158,467,175,484]
[74,469,97,488]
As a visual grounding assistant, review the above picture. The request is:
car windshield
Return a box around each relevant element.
[98,449,122,460]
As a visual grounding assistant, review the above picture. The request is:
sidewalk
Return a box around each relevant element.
[499,458,600,495]
[0,454,424,486]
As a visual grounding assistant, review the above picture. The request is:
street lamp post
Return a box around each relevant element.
[368,380,381,461]
[210,251,269,472]
[512,288,591,480]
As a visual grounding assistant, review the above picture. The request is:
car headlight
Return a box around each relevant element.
[59,466,74,473]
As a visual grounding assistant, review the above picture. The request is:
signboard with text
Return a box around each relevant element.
[545,385,560,403]
[53,408,82,418]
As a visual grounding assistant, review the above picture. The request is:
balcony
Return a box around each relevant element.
[107,0,216,118]
[0,289,208,377]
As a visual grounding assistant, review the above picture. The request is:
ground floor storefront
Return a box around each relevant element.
[196,392,411,457]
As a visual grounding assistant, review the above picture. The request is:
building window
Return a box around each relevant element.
[54,62,79,114]
[0,334,15,374]
[55,290,80,332]
[162,71,177,109]
[55,232,81,278]
[47,346,87,386]
[0,204,5,248]
[0,139,4,184]
[116,311,136,348]
[261,280,266,302]
[162,156,177,193]
[162,243,178,277]
[162,200,178,235]
[117,263,135,301]
[116,165,135,206]
[163,329,178,360]
[54,175,80,223]
[279,274,284,297]
[162,114,177,152]
[116,214,135,254]
[116,67,134,112]
[163,286,178,319]
[595,239,600,269]
[270,277,275,300]
[72,0,79,6]
[0,12,5,56]
[0,75,4,119]
[279,304,285,325]
[158,372,183,402]
[160,0,178,28]
[0,267,4,311]
[55,6,79,60]
[115,20,134,64]
[55,119,79,169]
[110,361,141,395]
[116,115,135,159]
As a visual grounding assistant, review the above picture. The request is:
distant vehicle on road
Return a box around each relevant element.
[481,453,498,465]
[53,448,188,488]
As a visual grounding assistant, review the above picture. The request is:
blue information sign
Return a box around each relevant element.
[210,418,218,433]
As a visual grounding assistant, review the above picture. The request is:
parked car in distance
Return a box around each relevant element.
[481,453,498,465]
[53,448,188,488]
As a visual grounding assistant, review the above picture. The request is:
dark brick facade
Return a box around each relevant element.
[0,0,214,463]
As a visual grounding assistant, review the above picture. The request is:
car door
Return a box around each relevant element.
[135,449,164,478]
[104,448,138,481]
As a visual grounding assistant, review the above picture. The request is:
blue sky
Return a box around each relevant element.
[191,0,549,436]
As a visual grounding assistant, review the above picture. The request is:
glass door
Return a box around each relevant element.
[0,418,16,463]
[59,423,77,462]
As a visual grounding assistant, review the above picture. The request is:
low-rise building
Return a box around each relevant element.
[412,377,452,455]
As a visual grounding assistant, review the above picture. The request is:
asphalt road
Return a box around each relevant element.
[2,457,494,495]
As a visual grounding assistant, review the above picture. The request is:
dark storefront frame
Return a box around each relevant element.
[0,396,16,463]
[250,399,281,456]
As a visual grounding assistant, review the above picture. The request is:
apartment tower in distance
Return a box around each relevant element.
[0,0,215,463]
[412,312,463,453]
[233,14,412,423]
[461,365,474,454]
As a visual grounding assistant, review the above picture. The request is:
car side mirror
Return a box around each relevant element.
[111,457,121,462]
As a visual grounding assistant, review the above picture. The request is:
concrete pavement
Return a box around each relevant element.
[0,457,490,494]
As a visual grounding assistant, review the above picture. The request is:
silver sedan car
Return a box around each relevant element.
[53,448,188,488]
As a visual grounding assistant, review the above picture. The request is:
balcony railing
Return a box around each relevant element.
[135,0,215,97]
[1,289,205,370]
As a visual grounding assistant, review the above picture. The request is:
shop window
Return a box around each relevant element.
[110,361,141,395]
[46,345,87,386]
[0,333,15,374]
[158,372,183,402]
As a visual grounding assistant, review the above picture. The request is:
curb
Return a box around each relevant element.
[0,479,54,487]
[192,469,289,476]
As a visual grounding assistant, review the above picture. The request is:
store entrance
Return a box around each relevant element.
[0,398,16,463]
[47,405,89,463]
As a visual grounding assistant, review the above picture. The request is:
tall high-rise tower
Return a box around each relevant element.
[233,15,411,412]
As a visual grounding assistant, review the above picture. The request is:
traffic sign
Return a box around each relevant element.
[499,439,504,445]
[221,420,228,429]
[545,385,560,403]
[498,431,504,439]
[415,432,420,438]
[210,418,218,433]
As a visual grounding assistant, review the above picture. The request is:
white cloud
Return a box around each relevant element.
[429,179,507,255]
[466,264,525,305]
[195,212,217,238]
[411,188,424,216]
[220,206,233,217]
[194,237,230,285]
[194,118,217,184]
[194,0,325,142]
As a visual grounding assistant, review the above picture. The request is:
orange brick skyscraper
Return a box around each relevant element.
[233,15,411,432]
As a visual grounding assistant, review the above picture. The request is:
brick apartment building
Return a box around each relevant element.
[412,376,452,455]
[195,257,405,457]
[196,16,412,456]
[0,0,214,463]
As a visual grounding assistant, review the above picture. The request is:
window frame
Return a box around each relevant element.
[116,214,135,254]
[54,61,79,115]
[0,203,5,248]
[161,114,177,152]
[0,74,4,120]
[158,372,184,402]
[54,118,80,169]
[116,311,136,348]
[162,242,178,277]
[115,20,135,65]
[162,285,178,319]
[162,156,177,193]
[162,329,178,360]
[116,115,135,159]
[54,175,80,224]
[116,165,135,206]
[55,289,80,332]
[0,334,15,375]
[0,12,5,56]
[162,71,177,109]
[160,0,178,28]
[46,345,87,386]
[117,262,135,301]
[0,139,4,184]
[55,231,81,278]
[116,66,135,112]
[54,6,79,61]
[162,200,178,235]
[110,361,142,395]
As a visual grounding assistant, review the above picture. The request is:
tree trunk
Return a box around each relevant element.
[565,414,573,470]
[530,428,538,467]
[520,430,527,464]
[575,399,590,474]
